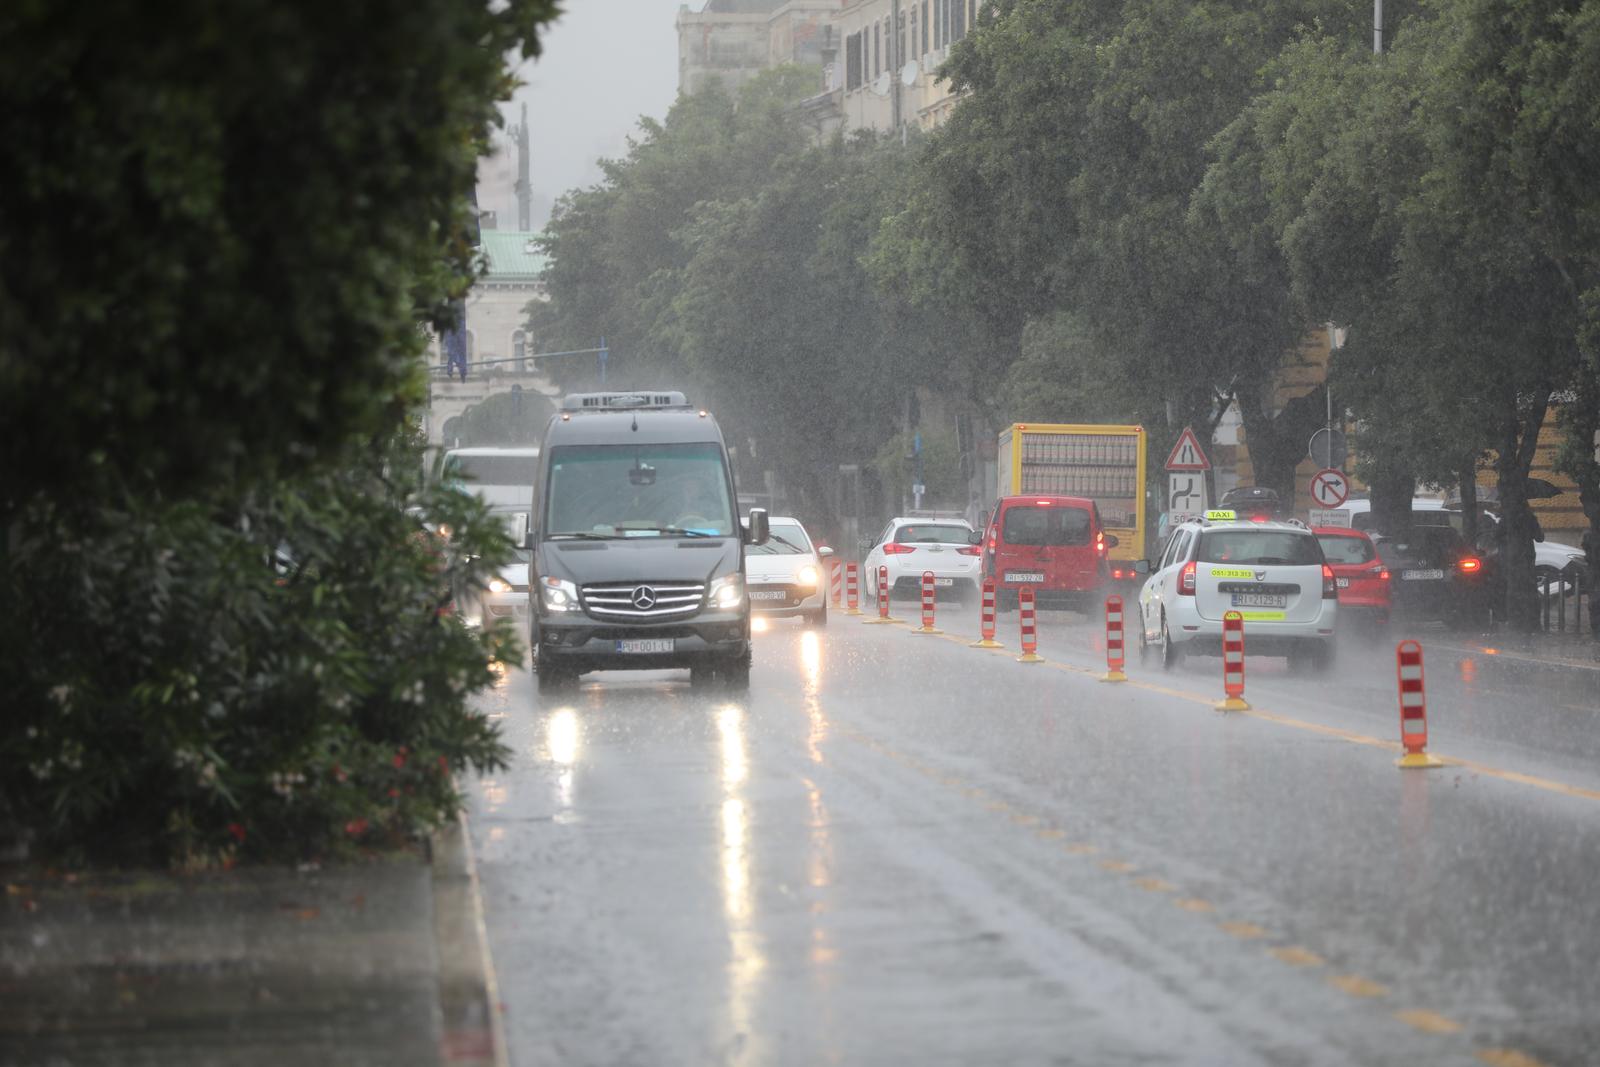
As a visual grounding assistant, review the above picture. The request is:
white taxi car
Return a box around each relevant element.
[862,516,982,602]
[743,517,831,626]
[1136,511,1337,672]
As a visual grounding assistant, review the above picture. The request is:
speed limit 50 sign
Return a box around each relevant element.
[1310,468,1350,509]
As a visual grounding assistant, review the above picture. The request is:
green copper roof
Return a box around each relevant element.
[479,230,547,281]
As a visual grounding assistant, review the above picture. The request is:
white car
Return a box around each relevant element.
[1136,513,1337,672]
[457,508,531,633]
[862,517,982,602]
[440,446,540,509]
[743,517,831,626]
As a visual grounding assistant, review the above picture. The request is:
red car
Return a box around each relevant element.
[984,495,1114,611]
[1313,526,1391,631]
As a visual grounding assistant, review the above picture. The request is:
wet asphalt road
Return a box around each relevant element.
[467,600,1600,1067]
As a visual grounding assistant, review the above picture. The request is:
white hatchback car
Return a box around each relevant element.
[1136,513,1337,672]
[862,517,982,602]
[743,517,831,626]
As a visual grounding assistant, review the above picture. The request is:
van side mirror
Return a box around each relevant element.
[1133,559,1151,575]
[817,545,835,558]
[511,512,530,551]
[1103,533,1120,549]
[745,508,769,546]
[967,529,983,546]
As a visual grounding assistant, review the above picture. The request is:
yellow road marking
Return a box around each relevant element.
[1064,843,1097,855]
[1175,898,1214,913]
[1269,946,1326,967]
[985,801,1011,814]
[1135,877,1176,893]
[1477,1051,1551,1067]
[1220,921,1267,940]
[922,624,1600,806]
[1098,859,1135,873]
[1327,974,1388,998]
[1010,812,1039,827]
[1035,827,1065,840]
[1394,1010,1462,1034]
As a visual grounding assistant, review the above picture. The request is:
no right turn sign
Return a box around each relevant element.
[1310,468,1350,509]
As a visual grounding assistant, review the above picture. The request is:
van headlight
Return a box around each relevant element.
[710,574,745,610]
[797,565,819,587]
[540,576,580,612]
[487,577,512,595]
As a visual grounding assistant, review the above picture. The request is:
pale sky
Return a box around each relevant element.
[479,1,690,232]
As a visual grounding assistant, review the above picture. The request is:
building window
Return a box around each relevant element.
[953,0,966,42]
[921,1,929,54]
[873,22,879,78]
[846,32,862,90]
[934,0,942,49]
[897,11,906,71]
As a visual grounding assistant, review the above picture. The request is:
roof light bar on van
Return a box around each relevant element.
[561,391,692,411]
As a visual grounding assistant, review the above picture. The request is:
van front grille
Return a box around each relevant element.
[582,581,705,620]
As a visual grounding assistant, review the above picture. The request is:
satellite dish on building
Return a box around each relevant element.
[826,63,842,91]
[872,71,891,96]
[900,61,918,86]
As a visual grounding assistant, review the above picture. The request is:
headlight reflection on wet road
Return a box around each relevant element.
[545,706,580,812]
[717,703,765,1056]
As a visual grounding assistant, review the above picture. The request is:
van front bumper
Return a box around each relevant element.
[535,610,749,672]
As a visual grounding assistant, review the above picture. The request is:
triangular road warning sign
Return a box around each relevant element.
[1164,427,1211,471]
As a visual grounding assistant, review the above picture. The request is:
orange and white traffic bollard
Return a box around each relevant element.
[1395,640,1444,768]
[1016,586,1043,663]
[913,571,942,634]
[844,562,862,615]
[1217,610,1249,710]
[865,564,901,624]
[828,558,842,608]
[1100,595,1128,683]
[971,577,1003,648]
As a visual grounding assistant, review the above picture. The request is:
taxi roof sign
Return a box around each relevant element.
[1204,509,1237,521]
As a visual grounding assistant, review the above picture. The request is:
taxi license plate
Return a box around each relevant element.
[1402,569,1445,581]
[748,591,786,601]
[1005,572,1045,583]
[1336,577,1350,588]
[1231,593,1287,608]
[616,639,674,654]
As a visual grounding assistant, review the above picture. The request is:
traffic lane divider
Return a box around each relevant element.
[861,613,1600,806]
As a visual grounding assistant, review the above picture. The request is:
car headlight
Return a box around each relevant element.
[540,576,580,612]
[487,577,512,595]
[710,573,745,610]
[797,565,819,587]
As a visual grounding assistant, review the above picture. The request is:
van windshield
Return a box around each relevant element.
[444,453,539,486]
[544,442,736,538]
[1002,506,1090,547]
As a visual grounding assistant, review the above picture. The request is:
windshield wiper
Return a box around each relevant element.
[623,525,717,538]
[548,531,625,541]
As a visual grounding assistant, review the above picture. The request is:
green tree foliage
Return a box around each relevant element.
[3,431,517,866]
[0,0,558,862]
[0,0,557,516]
[454,388,557,446]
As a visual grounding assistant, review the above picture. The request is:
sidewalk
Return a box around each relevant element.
[0,818,501,1067]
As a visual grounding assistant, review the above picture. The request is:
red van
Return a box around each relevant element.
[984,495,1115,611]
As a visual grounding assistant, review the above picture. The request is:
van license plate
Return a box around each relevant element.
[616,639,674,654]
[1005,572,1045,583]
[1231,593,1287,608]
[933,578,954,587]
[748,591,786,601]
[1401,569,1445,581]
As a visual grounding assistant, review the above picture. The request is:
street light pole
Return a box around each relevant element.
[1373,0,1383,53]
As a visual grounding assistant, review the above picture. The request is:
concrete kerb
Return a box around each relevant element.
[431,809,509,1067]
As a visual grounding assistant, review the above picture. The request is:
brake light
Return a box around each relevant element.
[882,543,916,555]
[1179,560,1196,596]
[1458,557,1481,573]
[987,530,996,552]
[956,545,982,556]
[1322,563,1337,599]
[1249,514,1270,524]
[1380,568,1391,581]
[1111,567,1127,580]
[1095,531,1107,554]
